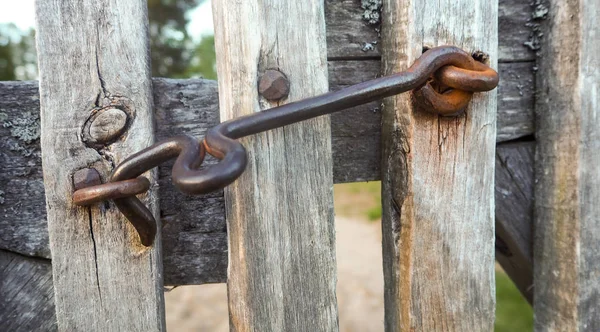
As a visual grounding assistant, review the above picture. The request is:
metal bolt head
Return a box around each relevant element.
[73,168,102,191]
[89,108,128,143]
[258,69,290,101]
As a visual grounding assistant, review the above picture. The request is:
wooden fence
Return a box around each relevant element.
[0,0,596,330]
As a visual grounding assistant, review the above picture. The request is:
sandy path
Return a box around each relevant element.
[165,217,384,331]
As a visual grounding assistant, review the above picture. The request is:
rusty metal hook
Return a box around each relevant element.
[73,45,499,246]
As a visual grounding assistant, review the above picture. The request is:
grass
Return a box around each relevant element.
[495,269,533,331]
[334,181,533,331]
[334,181,381,222]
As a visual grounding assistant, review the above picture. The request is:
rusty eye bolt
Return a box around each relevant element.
[73,46,498,246]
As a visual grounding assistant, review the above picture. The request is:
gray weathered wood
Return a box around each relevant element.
[0,142,536,332]
[1,62,534,282]
[35,1,165,330]
[497,0,538,62]
[0,250,56,331]
[325,0,536,62]
[533,0,600,330]
[2,0,541,327]
[380,0,497,330]
[495,141,534,304]
[212,1,338,330]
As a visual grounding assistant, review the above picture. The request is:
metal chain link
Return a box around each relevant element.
[73,45,499,246]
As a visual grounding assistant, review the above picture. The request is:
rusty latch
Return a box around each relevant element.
[72,45,499,246]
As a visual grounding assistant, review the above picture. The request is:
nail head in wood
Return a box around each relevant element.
[73,168,102,191]
[258,69,290,101]
[89,108,128,143]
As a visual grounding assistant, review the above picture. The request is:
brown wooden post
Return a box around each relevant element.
[211,1,338,331]
[533,0,600,330]
[35,1,165,330]
[380,0,498,330]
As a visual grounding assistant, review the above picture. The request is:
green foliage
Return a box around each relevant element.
[147,0,217,79]
[495,270,533,331]
[334,181,382,221]
[147,0,205,77]
[0,27,16,80]
[348,182,381,221]
[183,35,216,79]
[366,206,382,221]
[344,181,381,195]
[0,24,36,81]
[0,1,217,81]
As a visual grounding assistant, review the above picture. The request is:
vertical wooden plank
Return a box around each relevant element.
[533,0,600,330]
[211,1,338,331]
[35,1,165,331]
[380,1,498,330]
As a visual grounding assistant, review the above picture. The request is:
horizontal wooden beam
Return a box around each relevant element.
[1,60,534,285]
[325,0,537,62]
[0,140,535,329]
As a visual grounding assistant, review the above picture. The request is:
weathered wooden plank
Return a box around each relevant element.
[380,0,497,330]
[212,1,338,331]
[495,141,534,304]
[533,0,600,330]
[497,0,538,62]
[324,0,381,59]
[325,0,536,62]
[0,60,534,275]
[0,250,56,331]
[1,141,536,331]
[496,62,535,141]
[328,60,535,154]
[34,1,165,331]
[0,81,48,261]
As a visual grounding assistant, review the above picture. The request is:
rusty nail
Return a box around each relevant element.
[89,108,128,143]
[73,168,102,191]
[258,69,290,101]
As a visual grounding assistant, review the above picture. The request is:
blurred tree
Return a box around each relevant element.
[0,24,37,81]
[148,0,205,77]
[0,1,217,81]
[0,24,19,81]
[184,35,216,79]
[13,28,37,80]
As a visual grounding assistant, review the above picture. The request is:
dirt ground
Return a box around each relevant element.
[165,216,384,331]
[164,181,533,331]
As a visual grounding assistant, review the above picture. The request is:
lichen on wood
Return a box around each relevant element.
[523,0,548,52]
[361,0,382,25]
[1,110,40,157]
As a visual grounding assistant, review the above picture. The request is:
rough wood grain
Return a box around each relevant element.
[35,1,165,331]
[1,62,534,281]
[0,141,536,332]
[212,1,338,331]
[0,250,56,331]
[325,0,536,62]
[533,0,600,330]
[380,0,497,330]
[497,0,538,62]
[495,141,534,304]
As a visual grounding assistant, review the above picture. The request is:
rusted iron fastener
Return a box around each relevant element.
[258,69,290,101]
[72,45,499,246]
[413,60,498,115]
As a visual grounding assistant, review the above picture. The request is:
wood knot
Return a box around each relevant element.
[83,107,130,146]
